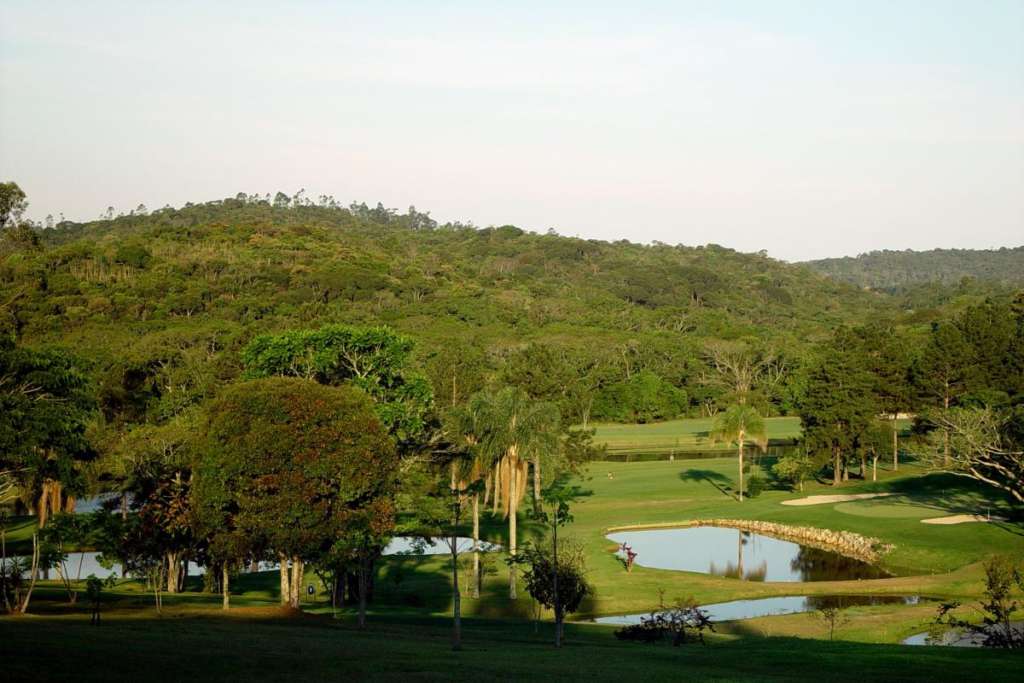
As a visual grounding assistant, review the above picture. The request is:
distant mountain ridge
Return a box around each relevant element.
[803,247,1024,290]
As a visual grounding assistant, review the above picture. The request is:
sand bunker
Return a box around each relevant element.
[781,492,893,506]
[920,514,1004,525]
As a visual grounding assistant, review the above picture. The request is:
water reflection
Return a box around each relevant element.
[592,595,923,625]
[608,526,889,582]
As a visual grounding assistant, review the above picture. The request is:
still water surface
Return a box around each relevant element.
[592,595,924,625]
[607,526,889,582]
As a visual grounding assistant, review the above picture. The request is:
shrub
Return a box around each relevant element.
[114,244,152,269]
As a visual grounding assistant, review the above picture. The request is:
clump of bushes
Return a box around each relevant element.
[614,597,715,646]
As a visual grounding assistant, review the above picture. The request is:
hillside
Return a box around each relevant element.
[0,195,899,423]
[804,247,1024,290]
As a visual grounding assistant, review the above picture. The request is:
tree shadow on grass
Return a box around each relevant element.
[882,472,1019,516]
[679,469,734,499]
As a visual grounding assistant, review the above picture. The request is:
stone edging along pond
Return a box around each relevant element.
[606,519,894,564]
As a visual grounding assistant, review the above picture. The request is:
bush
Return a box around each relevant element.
[114,244,152,269]
[745,474,766,498]
[614,597,715,646]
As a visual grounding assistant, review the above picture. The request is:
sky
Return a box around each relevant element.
[1,1,1021,261]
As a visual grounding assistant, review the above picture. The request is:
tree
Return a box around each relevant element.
[702,341,786,408]
[199,377,398,621]
[446,400,490,599]
[710,404,767,502]
[0,334,95,615]
[914,321,973,466]
[772,451,817,491]
[514,539,591,648]
[0,335,96,527]
[934,556,1024,648]
[527,476,590,647]
[859,325,914,471]
[926,406,1024,504]
[473,388,560,599]
[112,416,198,594]
[242,324,433,455]
[799,330,876,486]
[0,181,27,228]
[814,605,850,641]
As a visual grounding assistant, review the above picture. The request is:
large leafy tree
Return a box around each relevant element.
[710,404,767,502]
[198,377,398,620]
[0,182,27,228]
[241,324,434,454]
[798,329,876,485]
[0,334,95,526]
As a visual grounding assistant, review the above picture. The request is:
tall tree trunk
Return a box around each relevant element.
[532,456,541,515]
[37,483,50,529]
[357,556,368,628]
[290,557,302,608]
[166,551,181,593]
[1,527,10,613]
[450,470,462,651]
[222,563,230,610]
[892,413,899,471]
[472,492,480,599]
[833,447,841,486]
[508,455,518,600]
[553,514,561,649]
[860,454,866,479]
[943,393,951,467]
[737,437,744,502]
[492,462,501,515]
[872,452,878,482]
[279,554,289,606]
[18,533,40,614]
[50,481,62,517]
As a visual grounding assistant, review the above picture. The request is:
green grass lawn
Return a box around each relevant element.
[4,453,1022,680]
[2,606,1020,682]
[590,416,801,458]
[590,416,912,458]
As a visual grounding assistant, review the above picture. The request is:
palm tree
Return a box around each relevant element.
[475,388,560,599]
[711,404,767,502]
[448,398,490,599]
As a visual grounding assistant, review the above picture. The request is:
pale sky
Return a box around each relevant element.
[1,1,1021,261]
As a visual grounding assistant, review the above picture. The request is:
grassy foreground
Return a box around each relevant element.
[1,606,1020,682]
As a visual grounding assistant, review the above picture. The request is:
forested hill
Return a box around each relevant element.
[0,195,898,423]
[804,247,1024,290]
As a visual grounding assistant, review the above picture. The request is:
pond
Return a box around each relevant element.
[607,526,889,582]
[5,536,498,580]
[4,552,202,581]
[383,536,500,556]
[591,594,924,625]
[902,622,1023,647]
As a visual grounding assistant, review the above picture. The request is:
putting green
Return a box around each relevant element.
[833,501,938,519]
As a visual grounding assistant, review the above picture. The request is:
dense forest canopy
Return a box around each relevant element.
[805,247,1024,291]
[0,192,914,424]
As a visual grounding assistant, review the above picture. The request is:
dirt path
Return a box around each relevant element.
[780,492,893,507]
